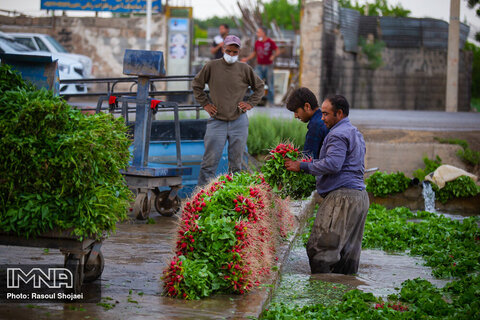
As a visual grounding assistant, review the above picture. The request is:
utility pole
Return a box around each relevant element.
[445,0,460,112]
[146,0,152,50]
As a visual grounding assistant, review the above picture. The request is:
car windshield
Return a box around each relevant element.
[0,37,33,52]
[45,36,68,53]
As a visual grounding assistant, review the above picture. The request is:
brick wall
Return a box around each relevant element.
[300,0,473,111]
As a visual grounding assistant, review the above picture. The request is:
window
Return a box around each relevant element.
[14,37,37,50]
[45,35,68,53]
[34,37,50,52]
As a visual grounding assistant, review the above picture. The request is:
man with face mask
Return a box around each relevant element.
[193,35,265,187]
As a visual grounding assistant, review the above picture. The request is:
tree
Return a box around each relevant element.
[262,0,301,31]
[338,0,410,17]
[466,0,480,41]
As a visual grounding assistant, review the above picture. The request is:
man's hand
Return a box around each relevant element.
[285,159,301,172]
[203,103,217,117]
[238,101,253,112]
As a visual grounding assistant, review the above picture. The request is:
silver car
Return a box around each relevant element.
[8,32,92,78]
[0,31,86,95]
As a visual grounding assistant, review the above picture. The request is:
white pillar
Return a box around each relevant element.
[146,0,152,50]
[445,0,460,112]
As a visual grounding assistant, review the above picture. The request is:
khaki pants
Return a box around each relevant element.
[306,188,369,274]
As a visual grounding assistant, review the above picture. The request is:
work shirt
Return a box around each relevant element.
[304,109,329,159]
[300,117,366,195]
[254,38,277,65]
[192,59,265,121]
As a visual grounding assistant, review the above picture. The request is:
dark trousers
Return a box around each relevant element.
[306,188,369,275]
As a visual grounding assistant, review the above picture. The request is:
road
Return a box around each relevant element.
[69,99,480,132]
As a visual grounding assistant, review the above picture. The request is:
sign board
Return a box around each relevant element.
[166,7,192,93]
[40,0,162,12]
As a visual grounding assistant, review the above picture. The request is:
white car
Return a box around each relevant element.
[8,32,92,78]
[0,31,86,95]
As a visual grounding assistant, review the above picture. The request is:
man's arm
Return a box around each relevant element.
[300,135,347,175]
[245,67,265,107]
[211,41,223,55]
[192,63,211,107]
[241,51,256,63]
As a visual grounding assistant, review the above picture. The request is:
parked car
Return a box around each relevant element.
[8,32,92,78]
[0,31,87,95]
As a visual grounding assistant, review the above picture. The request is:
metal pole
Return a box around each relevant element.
[446,0,460,112]
[146,0,152,50]
[132,76,150,167]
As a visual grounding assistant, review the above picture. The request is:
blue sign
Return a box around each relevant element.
[41,0,162,12]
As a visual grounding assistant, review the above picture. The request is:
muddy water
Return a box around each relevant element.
[271,235,449,308]
[0,199,312,320]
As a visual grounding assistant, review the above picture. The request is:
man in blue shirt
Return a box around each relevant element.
[285,94,369,275]
[286,87,328,159]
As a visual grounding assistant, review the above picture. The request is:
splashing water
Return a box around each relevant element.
[422,181,436,212]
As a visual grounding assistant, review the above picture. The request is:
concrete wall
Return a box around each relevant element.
[365,142,466,177]
[0,14,167,78]
[300,0,473,111]
[300,0,323,95]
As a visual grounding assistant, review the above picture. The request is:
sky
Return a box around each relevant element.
[1,0,479,34]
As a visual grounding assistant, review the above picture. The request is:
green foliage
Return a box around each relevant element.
[0,65,131,240]
[338,0,411,17]
[269,203,480,319]
[363,204,480,278]
[262,0,301,31]
[432,175,480,204]
[247,114,308,156]
[366,171,411,197]
[466,1,480,42]
[412,155,442,181]
[472,97,480,112]
[358,36,385,69]
[434,137,480,166]
[261,143,316,199]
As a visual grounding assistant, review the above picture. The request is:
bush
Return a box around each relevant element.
[366,171,411,197]
[432,176,480,204]
[0,64,131,240]
[412,155,442,181]
[434,137,480,166]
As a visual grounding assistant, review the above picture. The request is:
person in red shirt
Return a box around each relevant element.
[242,27,280,106]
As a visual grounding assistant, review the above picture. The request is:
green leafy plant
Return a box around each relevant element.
[365,171,411,197]
[263,204,480,319]
[0,64,131,240]
[434,137,480,166]
[412,155,442,181]
[358,36,385,69]
[162,172,293,299]
[432,175,480,204]
[261,143,316,200]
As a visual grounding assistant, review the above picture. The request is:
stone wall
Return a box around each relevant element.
[0,14,167,78]
[299,0,323,95]
[300,0,473,111]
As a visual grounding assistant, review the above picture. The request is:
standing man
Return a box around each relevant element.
[286,87,329,159]
[211,24,229,60]
[241,27,280,106]
[285,94,369,275]
[193,35,265,187]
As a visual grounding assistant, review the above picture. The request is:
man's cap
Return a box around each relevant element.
[224,35,241,47]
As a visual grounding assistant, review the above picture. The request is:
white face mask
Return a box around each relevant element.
[258,37,263,41]
[223,53,238,64]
